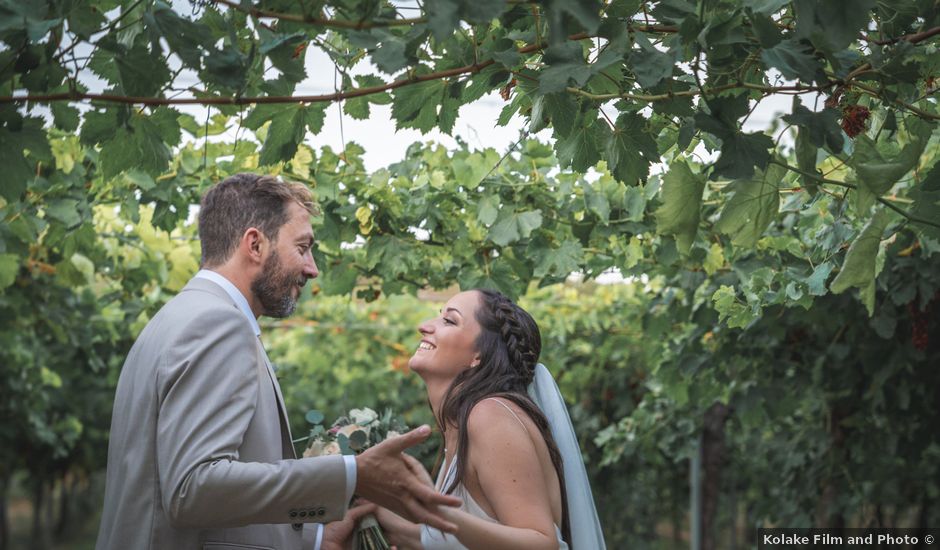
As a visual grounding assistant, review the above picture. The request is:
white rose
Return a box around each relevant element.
[349,408,378,425]
[303,439,326,458]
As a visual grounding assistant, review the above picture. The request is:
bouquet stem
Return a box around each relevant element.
[353,513,390,550]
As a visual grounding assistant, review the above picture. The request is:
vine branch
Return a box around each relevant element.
[209,0,425,29]
[770,160,940,230]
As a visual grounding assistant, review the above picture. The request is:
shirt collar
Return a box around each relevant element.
[193,269,261,337]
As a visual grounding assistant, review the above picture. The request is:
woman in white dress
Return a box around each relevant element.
[374,289,605,550]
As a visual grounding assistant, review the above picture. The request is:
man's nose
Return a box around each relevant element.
[304,255,318,279]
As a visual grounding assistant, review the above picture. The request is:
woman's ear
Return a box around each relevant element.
[470,353,481,368]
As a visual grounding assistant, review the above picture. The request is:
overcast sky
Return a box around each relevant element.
[158,0,796,172]
[49,1,799,173]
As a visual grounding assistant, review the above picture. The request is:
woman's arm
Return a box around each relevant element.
[444,399,559,550]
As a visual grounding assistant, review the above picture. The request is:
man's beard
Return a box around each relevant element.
[251,250,305,318]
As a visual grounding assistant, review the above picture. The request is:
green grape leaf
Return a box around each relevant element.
[539,44,593,94]
[715,162,784,248]
[654,160,705,255]
[203,47,249,91]
[804,262,834,296]
[542,93,578,138]
[146,2,211,67]
[317,260,359,295]
[372,38,411,74]
[703,242,725,275]
[630,34,675,87]
[51,103,80,132]
[489,210,543,246]
[830,209,891,316]
[116,43,171,97]
[851,119,932,202]
[760,38,822,82]
[782,97,844,151]
[585,183,611,223]
[99,114,173,178]
[344,96,371,120]
[555,118,605,172]
[534,239,583,278]
[712,285,757,329]
[477,195,499,226]
[255,104,324,166]
[45,198,83,228]
[606,112,659,184]
[392,80,447,132]
[0,253,19,290]
[794,128,820,195]
[794,0,876,53]
[0,125,42,200]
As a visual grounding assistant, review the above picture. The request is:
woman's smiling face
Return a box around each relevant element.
[408,290,482,381]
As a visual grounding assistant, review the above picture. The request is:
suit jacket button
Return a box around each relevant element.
[289,509,298,518]
[317,509,325,517]
[292,523,302,531]
[299,510,307,517]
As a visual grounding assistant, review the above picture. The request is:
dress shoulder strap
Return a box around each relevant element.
[482,397,531,437]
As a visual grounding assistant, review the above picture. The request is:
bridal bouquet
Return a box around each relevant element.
[302,407,408,550]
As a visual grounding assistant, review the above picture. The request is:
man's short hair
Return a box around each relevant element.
[198,173,314,268]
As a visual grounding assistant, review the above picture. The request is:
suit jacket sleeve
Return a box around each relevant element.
[155,305,348,528]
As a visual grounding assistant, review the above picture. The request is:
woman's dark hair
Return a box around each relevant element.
[436,288,571,546]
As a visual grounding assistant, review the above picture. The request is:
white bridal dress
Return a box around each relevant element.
[419,364,606,550]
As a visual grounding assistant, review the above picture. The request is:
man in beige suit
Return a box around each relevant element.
[96,174,459,550]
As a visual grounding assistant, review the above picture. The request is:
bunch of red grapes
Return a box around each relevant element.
[909,290,939,351]
[840,104,871,138]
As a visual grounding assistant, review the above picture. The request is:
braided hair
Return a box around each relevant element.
[436,289,571,546]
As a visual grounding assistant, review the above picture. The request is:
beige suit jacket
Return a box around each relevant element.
[96,277,347,550]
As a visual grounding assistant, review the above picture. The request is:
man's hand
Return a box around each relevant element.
[321,501,377,550]
[355,425,462,534]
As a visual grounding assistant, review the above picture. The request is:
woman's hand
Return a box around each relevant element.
[403,453,435,487]
[322,501,378,550]
[375,506,423,550]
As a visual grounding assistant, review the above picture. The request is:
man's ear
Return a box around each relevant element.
[241,227,267,264]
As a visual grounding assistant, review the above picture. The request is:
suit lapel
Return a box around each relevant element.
[185,275,298,459]
[256,338,297,459]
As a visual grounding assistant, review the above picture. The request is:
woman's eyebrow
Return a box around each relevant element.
[444,307,463,318]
